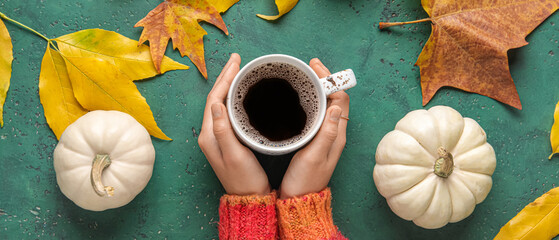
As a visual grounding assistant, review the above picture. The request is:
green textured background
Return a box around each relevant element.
[1,0,558,239]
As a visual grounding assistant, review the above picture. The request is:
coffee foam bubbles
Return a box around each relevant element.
[232,62,320,147]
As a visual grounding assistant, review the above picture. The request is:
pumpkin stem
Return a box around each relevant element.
[91,154,114,197]
[434,147,454,178]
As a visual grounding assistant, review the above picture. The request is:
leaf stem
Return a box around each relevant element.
[0,11,51,42]
[379,18,432,29]
[48,40,60,52]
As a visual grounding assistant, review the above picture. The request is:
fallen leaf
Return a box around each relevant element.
[494,187,559,240]
[55,29,188,81]
[380,0,559,110]
[39,46,88,139]
[50,29,186,140]
[135,0,239,79]
[549,101,559,159]
[0,18,13,127]
[257,0,299,21]
[62,56,171,140]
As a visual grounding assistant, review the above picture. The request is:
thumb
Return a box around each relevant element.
[307,106,342,153]
[211,103,242,153]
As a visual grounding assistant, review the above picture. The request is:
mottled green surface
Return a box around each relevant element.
[0,0,558,239]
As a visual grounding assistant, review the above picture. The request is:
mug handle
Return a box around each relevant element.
[319,69,357,95]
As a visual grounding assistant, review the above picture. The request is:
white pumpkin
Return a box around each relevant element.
[373,106,496,229]
[54,110,155,211]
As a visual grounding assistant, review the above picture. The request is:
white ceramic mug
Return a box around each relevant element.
[226,54,356,155]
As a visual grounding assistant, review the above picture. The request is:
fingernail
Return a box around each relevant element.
[229,53,240,62]
[211,104,222,118]
[330,107,341,122]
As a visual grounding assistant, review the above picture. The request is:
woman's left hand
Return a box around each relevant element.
[279,58,350,199]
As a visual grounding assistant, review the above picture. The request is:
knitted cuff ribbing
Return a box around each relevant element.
[276,188,347,240]
[218,191,278,240]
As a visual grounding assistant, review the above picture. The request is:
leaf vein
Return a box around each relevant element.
[63,56,132,116]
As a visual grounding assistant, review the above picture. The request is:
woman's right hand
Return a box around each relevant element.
[198,53,271,196]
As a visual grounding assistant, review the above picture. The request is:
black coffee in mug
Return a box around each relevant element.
[243,77,307,141]
[227,54,356,155]
[231,62,320,147]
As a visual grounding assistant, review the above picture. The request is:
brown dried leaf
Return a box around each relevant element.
[381,0,559,109]
[135,0,239,79]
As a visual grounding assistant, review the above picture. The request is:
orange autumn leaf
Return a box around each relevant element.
[135,0,239,79]
[380,0,559,110]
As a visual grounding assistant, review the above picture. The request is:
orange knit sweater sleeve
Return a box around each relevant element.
[219,191,278,240]
[276,188,347,240]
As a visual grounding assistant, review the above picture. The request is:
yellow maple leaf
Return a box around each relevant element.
[39,29,187,140]
[0,18,13,127]
[134,0,239,79]
[1,11,184,140]
[549,101,559,159]
[55,29,188,81]
[257,0,300,21]
[39,46,88,139]
[62,56,171,140]
[494,187,559,239]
